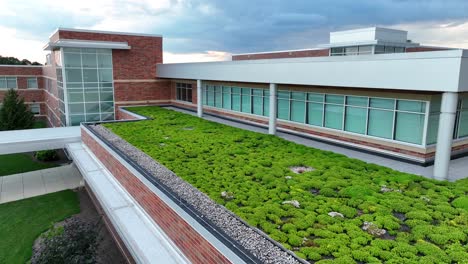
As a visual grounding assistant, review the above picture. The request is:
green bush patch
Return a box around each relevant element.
[104,106,468,262]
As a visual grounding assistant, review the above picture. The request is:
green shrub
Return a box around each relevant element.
[31,218,99,264]
[452,196,468,211]
[35,150,59,162]
[288,234,303,247]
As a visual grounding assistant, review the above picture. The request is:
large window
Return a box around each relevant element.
[176,83,192,102]
[0,77,17,89]
[27,77,38,89]
[62,48,115,126]
[203,84,430,145]
[454,97,468,139]
[204,85,269,117]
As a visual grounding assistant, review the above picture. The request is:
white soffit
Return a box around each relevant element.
[44,39,131,51]
[157,49,468,92]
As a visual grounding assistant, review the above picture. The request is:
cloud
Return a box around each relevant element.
[1,0,468,62]
[163,50,231,63]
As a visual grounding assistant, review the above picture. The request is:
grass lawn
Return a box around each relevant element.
[0,153,58,176]
[104,106,468,263]
[0,190,80,264]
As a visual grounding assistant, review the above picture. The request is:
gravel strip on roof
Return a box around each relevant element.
[91,124,304,264]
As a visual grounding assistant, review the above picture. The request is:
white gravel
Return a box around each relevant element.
[91,124,305,264]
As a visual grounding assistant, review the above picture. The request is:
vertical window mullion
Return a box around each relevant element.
[392,100,397,140]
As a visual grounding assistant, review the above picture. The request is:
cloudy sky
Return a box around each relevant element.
[1,0,468,63]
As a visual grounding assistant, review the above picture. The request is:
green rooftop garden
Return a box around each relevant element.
[104,106,468,263]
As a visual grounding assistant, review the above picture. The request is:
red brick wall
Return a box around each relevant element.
[232,49,329,60]
[114,80,171,103]
[82,128,231,264]
[54,30,162,80]
[0,66,43,76]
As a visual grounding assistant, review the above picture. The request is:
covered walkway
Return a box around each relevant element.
[166,106,468,181]
[0,127,81,155]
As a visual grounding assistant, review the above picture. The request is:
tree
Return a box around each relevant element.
[0,89,35,130]
[0,55,42,65]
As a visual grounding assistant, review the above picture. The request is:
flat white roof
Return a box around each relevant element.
[157,49,468,92]
[43,39,131,51]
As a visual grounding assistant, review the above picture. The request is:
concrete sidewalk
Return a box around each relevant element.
[166,106,468,181]
[0,164,83,204]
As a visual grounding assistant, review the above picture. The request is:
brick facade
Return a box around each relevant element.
[53,29,162,80]
[82,128,231,264]
[114,80,171,103]
[232,48,329,60]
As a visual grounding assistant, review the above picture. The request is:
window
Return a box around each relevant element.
[30,103,40,114]
[290,92,306,123]
[200,83,429,145]
[277,91,290,120]
[176,83,193,102]
[62,48,116,125]
[345,46,359,56]
[394,100,426,144]
[27,77,38,89]
[345,96,368,134]
[0,77,17,89]
[456,97,468,139]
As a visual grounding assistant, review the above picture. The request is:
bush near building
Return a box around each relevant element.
[105,107,468,263]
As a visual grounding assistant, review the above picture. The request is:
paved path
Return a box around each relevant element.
[0,164,83,204]
[165,107,468,181]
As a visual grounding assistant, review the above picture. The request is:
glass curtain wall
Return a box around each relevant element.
[62,48,114,126]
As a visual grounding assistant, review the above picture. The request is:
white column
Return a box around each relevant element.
[269,83,277,135]
[433,92,458,180]
[197,79,203,117]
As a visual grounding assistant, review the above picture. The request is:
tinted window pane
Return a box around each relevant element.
[82,54,97,68]
[368,109,394,139]
[345,106,367,134]
[370,98,394,109]
[307,102,323,126]
[232,94,241,111]
[253,96,263,115]
[324,104,343,129]
[291,101,305,123]
[395,112,424,144]
[325,95,344,104]
[397,100,426,113]
[223,93,231,109]
[277,99,289,120]
[308,93,324,102]
[346,96,368,107]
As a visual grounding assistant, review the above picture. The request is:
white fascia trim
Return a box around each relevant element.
[44,39,131,51]
[51,27,162,38]
[232,47,327,56]
[67,141,190,264]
